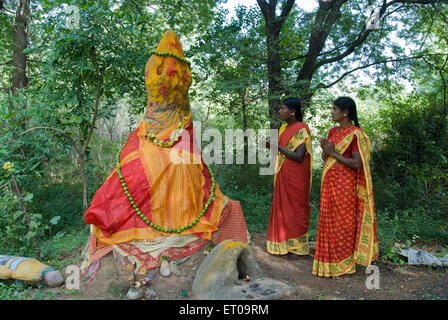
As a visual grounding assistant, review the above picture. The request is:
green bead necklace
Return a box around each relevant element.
[115,146,215,234]
[146,120,184,148]
[149,49,191,67]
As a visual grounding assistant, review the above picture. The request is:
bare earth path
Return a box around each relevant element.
[250,234,448,300]
[46,232,447,300]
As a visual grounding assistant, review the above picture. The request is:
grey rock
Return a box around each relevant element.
[127,287,143,300]
[192,240,293,300]
[43,270,64,288]
[143,269,157,285]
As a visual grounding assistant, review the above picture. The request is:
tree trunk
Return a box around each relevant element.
[9,0,30,129]
[241,87,248,132]
[79,45,103,210]
[257,0,295,129]
[12,0,29,93]
[266,22,282,128]
[79,152,88,210]
[294,0,345,108]
[11,0,30,113]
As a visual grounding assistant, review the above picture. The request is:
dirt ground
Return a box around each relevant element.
[48,232,447,300]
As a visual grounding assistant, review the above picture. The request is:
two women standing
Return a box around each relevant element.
[266,96,378,277]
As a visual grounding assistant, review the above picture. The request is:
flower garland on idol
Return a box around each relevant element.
[115,49,215,234]
[148,49,191,67]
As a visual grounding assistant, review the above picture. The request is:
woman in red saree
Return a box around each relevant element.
[265,98,313,257]
[313,96,379,277]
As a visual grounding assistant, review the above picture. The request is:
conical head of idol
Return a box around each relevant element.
[144,30,192,110]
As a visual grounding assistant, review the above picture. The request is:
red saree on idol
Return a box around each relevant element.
[266,122,313,255]
[81,31,248,275]
[313,126,379,277]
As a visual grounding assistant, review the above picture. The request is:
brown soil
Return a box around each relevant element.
[45,233,448,300]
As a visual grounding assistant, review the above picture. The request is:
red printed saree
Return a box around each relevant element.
[313,126,379,277]
[266,122,313,255]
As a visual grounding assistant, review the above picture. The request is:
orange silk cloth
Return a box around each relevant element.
[266,122,312,255]
[84,118,225,245]
[313,126,379,277]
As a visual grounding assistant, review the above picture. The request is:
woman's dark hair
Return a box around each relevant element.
[333,96,360,127]
[282,97,303,122]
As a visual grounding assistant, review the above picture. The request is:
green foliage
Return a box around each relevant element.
[40,226,90,269]
[0,177,45,257]
[27,182,85,236]
[212,163,273,232]
[375,207,448,264]
[0,281,31,300]
[0,280,77,300]
[188,5,268,130]
[371,96,448,215]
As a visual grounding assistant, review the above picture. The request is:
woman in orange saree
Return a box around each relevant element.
[313,96,379,277]
[266,98,313,257]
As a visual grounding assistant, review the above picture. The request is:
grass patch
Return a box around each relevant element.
[40,225,90,269]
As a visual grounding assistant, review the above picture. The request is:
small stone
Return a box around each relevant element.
[359,298,365,300]
[43,270,64,288]
[160,259,171,277]
[251,286,262,293]
[127,287,143,300]
[234,280,242,286]
[246,295,254,299]
[143,270,157,286]
[408,277,413,281]
[145,288,157,299]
